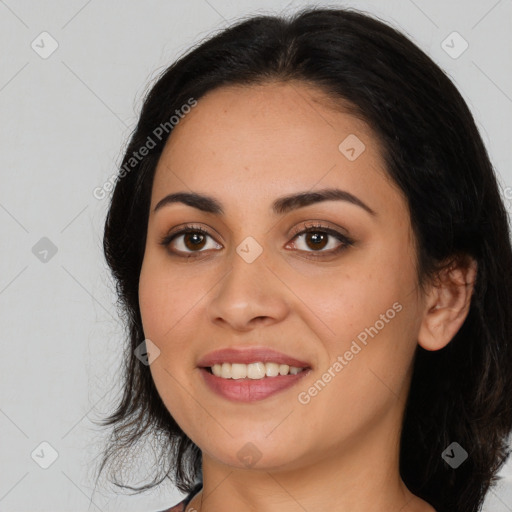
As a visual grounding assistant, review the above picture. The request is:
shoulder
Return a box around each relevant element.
[157,482,203,512]
[155,497,187,512]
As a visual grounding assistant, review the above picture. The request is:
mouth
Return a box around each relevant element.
[197,347,312,402]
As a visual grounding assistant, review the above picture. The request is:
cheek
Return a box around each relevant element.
[297,250,412,343]
[299,241,418,388]
[138,265,166,342]
[138,252,199,342]
[293,278,417,444]
[139,259,200,429]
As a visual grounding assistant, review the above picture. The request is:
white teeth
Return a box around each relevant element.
[221,362,231,379]
[265,362,279,377]
[211,364,221,377]
[210,362,305,379]
[231,363,247,379]
[247,362,266,379]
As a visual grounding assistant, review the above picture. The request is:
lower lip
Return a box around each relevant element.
[199,367,312,402]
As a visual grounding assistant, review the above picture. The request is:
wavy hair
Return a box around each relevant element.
[94,7,512,512]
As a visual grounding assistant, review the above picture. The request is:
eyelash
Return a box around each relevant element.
[159,222,354,260]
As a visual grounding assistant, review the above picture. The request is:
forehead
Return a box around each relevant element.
[151,81,405,220]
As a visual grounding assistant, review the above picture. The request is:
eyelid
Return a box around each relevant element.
[160,223,220,242]
[287,220,350,239]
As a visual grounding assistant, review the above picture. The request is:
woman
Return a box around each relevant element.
[95,6,512,512]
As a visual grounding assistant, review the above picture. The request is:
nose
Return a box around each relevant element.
[206,248,290,332]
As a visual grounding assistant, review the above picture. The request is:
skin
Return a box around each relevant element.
[138,81,476,512]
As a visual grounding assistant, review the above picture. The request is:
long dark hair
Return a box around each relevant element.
[95,6,512,512]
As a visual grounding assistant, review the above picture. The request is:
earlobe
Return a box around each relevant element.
[417,257,478,351]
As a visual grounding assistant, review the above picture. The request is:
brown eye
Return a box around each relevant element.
[160,225,222,256]
[182,232,207,251]
[287,223,354,258]
[302,231,329,251]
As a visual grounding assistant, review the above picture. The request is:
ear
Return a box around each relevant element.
[418,256,478,351]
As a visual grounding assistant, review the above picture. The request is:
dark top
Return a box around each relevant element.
[157,482,203,512]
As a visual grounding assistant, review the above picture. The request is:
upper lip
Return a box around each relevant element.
[197,347,312,368]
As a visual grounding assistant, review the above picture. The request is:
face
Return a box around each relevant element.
[138,81,426,472]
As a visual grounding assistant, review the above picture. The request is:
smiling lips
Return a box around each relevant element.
[197,346,312,402]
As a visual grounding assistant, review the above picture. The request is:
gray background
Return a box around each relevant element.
[1,0,511,511]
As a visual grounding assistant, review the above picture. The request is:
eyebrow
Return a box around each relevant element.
[153,188,376,217]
